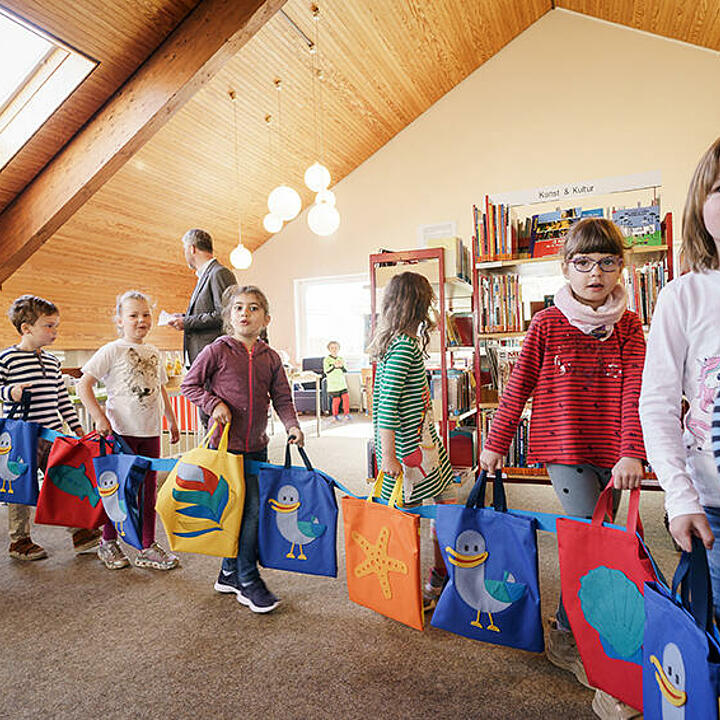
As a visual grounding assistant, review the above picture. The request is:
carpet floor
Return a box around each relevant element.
[0,415,678,719]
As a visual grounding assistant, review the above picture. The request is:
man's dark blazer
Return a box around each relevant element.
[183,258,236,366]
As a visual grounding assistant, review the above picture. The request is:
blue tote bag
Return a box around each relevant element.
[92,436,149,550]
[0,390,39,506]
[258,444,338,578]
[432,469,544,652]
[643,537,720,720]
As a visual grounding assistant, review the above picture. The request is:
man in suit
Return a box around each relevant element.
[168,228,236,368]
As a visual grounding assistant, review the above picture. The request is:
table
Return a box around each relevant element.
[289,370,321,438]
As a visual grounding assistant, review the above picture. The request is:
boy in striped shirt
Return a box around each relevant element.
[0,295,101,560]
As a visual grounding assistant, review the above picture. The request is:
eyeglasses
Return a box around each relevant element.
[568,256,622,273]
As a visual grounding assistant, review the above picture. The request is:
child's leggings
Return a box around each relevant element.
[546,462,620,630]
[102,435,160,548]
[331,391,349,417]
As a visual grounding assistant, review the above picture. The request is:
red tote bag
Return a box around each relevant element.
[35,432,115,529]
[557,480,658,711]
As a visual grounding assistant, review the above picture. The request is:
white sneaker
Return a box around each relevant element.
[97,540,130,570]
[591,689,643,719]
[134,542,179,571]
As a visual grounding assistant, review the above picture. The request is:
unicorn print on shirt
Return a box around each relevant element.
[685,355,720,443]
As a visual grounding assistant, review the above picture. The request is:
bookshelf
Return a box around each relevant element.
[471,174,674,490]
[369,248,477,475]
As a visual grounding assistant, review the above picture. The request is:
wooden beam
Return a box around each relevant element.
[0,0,286,284]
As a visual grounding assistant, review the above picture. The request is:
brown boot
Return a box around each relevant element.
[8,537,48,561]
[72,528,102,554]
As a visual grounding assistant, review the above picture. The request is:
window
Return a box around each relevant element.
[295,274,370,368]
[0,8,96,171]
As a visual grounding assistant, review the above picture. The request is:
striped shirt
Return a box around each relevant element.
[373,334,453,502]
[484,307,646,468]
[0,346,79,431]
[713,393,720,479]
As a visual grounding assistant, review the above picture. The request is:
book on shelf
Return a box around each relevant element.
[429,368,475,418]
[478,274,523,333]
[612,201,662,246]
[624,259,668,324]
[473,198,518,261]
[423,236,472,283]
[478,409,542,470]
[446,312,474,346]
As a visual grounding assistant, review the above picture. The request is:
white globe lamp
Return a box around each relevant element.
[304,162,331,192]
[230,243,252,270]
[263,213,284,233]
[268,185,301,221]
[308,202,340,236]
[315,188,336,207]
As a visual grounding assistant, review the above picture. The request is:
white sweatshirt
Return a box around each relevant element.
[639,270,720,519]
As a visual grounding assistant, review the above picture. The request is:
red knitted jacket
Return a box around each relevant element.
[484,306,647,467]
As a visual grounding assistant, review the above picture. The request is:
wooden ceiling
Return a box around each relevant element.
[1,0,719,350]
[0,0,200,212]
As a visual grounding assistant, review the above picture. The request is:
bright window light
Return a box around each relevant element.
[295,274,370,368]
[0,14,52,109]
[0,8,96,171]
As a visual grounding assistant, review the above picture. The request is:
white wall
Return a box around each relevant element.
[249,9,720,362]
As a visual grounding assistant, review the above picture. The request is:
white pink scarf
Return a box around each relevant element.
[553,283,627,340]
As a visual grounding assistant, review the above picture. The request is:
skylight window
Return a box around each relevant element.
[0,8,96,171]
[0,14,53,110]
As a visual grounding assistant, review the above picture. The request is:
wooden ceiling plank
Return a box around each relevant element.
[0,0,287,285]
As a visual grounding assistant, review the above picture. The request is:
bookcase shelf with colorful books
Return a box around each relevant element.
[470,172,673,490]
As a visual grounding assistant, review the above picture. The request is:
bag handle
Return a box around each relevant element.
[465,469,507,512]
[368,472,403,509]
[284,442,313,471]
[201,421,231,453]
[591,477,642,537]
[671,535,714,633]
[5,388,31,420]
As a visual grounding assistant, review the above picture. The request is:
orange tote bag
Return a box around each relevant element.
[341,473,423,631]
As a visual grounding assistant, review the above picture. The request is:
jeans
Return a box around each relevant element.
[221,448,268,584]
[702,505,720,623]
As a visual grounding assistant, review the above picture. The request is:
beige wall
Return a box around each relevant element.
[248,9,720,363]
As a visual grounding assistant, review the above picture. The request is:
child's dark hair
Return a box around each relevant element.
[221,284,270,334]
[681,136,720,272]
[8,294,58,335]
[563,218,628,261]
[367,271,436,360]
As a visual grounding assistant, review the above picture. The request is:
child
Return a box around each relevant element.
[181,284,304,613]
[479,218,646,719]
[367,271,455,611]
[324,340,350,421]
[640,136,720,619]
[77,291,180,571]
[0,294,102,560]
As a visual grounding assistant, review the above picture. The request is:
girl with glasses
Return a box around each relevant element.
[479,217,646,717]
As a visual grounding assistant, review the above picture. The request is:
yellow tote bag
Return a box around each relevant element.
[156,422,244,557]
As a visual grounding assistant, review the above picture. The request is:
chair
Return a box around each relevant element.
[292,357,329,414]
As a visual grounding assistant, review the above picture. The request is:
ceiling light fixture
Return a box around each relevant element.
[267,79,301,222]
[228,89,252,270]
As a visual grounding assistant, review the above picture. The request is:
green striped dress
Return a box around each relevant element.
[373,333,453,503]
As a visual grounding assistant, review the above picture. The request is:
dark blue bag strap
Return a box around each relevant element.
[5,388,31,420]
[111,433,135,455]
[465,469,507,512]
[671,535,714,633]
[284,442,314,471]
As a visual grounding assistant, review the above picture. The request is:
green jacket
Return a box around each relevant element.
[323,355,348,393]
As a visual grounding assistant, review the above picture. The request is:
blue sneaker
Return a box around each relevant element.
[214,567,241,596]
[237,577,280,613]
